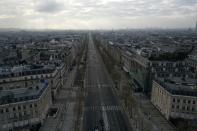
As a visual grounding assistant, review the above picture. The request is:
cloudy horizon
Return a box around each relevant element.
[0,0,197,29]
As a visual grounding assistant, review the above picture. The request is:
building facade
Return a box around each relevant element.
[151,78,197,121]
[0,81,52,131]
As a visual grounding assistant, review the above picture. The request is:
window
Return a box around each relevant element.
[182,106,185,111]
[177,99,180,103]
[188,100,191,104]
[6,108,9,112]
[19,112,22,117]
[13,113,16,118]
[23,105,26,109]
[34,103,37,107]
[173,98,175,102]
[20,97,23,101]
[13,107,15,111]
[193,100,196,104]
[183,99,186,103]
[25,96,29,100]
[18,106,21,110]
[187,106,190,111]
[176,105,179,109]
[192,107,195,111]
[25,82,27,87]
[0,109,3,113]
[14,98,18,102]
[30,104,32,108]
[172,105,174,109]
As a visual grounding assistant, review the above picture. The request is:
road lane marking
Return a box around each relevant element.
[84,106,121,111]
[100,102,110,131]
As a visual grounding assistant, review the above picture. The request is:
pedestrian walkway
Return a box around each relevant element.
[135,93,176,131]
[60,102,76,131]
[39,67,77,131]
[117,67,176,131]
[39,104,64,131]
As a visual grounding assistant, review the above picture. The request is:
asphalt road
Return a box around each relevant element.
[82,33,133,131]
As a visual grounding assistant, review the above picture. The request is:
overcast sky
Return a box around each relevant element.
[0,0,197,29]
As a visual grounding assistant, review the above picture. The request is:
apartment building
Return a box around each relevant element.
[150,61,192,78]
[107,41,122,64]
[187,57,197,78]
[121,49,194,93]
[151,77,197,121]
[0,81,52,131]
[122,50,133,73]
[0,64,65,100]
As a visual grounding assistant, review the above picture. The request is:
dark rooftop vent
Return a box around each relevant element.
[36,86,39,90]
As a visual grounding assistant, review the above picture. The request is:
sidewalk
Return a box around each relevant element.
[133,93,176,131]
[39,66,77,131]
[117,67,176,131]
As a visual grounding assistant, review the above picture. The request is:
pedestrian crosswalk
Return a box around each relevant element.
[85,105,121,111]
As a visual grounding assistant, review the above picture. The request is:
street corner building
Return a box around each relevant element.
[0,81,52,131]
[151,77,197,123]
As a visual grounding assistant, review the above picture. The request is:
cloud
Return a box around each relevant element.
[35,0,64,13]
[0,0,196,29]
[176,0,197,6]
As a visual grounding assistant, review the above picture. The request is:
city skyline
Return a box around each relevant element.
[0,0,197,29]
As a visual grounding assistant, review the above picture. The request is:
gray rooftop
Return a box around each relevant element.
[0,64,56,79]
[155,77,197,97]
[0,80,49,105]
